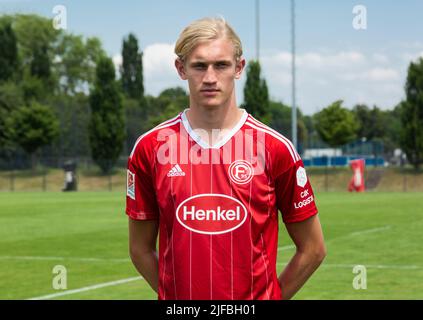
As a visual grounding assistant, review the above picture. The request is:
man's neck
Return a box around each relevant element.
[186,95,242,131]
[185,94,244,147]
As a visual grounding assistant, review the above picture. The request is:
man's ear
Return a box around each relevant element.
[235,57,246,80]
[175,58,187,80]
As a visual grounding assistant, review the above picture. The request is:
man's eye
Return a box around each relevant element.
[193,64,207,70]
[215,63,229,69]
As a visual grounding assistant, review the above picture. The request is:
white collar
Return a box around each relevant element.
[181,108,248,149]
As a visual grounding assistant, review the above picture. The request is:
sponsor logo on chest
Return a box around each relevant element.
[176,194,248,235]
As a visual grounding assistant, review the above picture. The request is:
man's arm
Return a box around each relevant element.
[278,214,326,300]
[128,218,159,293]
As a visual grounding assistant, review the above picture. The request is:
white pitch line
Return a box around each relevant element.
[276,262,423,270]
[278,245,295,251]
[0,256,130,263]
[278,225,391,252]
[349,226,391,237]
[27,276,143,300]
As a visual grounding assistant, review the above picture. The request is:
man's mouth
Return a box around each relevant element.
[200,88,220,97]
[201,89,220,92]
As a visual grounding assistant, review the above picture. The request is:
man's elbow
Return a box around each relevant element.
[129,243,155,262]
[303,243,326,265]
[129,243,146,262]
[314,244,327,264]
[297,242,326,264]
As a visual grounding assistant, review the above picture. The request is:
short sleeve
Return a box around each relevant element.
[125,143,159,220]
[275,160,318,224]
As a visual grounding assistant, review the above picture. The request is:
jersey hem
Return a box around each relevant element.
[283,208,318,224]
[126,208,158,220]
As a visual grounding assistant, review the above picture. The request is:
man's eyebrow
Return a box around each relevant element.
[189,59,233,65]
[189,61,207,65]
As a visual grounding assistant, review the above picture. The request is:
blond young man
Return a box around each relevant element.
[127,17,326,300]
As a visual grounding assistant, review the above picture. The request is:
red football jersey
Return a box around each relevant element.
[126,109,318,300]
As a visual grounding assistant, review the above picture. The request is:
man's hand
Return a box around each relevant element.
[278,214,326,300]
[129,218,159,293]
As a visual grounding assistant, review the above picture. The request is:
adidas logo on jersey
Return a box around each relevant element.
[167,164,186,177]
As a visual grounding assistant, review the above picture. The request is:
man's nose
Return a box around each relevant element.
[203,65,217,83]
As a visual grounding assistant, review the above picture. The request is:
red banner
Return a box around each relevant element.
[348,159,365,192]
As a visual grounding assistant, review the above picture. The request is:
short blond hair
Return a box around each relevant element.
[175,17,243,62]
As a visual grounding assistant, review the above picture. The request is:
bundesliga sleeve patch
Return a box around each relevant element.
[127,169,135,200]
[296,167,308,188]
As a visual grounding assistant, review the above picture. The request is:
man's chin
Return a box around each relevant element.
[199,98,222,108]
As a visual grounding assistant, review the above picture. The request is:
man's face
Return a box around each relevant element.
[175,38,245,109]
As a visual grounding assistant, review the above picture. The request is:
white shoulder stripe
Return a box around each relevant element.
[247,116,300,161]
[158,113,182,127]
[129,118,181,158]
[245,121,298,163]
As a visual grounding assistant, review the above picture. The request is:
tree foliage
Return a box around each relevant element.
[56,34,106,94]
[0,19,18,82]
[49,94,91,158]
[314,100,358,148]
[353,104,401,158]
[148,87,188,126]
[13,14,59,91]
[353,104,384,140]
[243,60,270,123]
[9,102,59,156]
[89,56,125,173]
[0,82,24,148]
[121,33,144,100]
[268,100,307,153]
[400,58,423,170]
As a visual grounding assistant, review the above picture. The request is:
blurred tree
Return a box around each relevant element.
[30,43,50,79]
[353,104,385,140]
[89,56,125,173]
[13,14,60,64]
[243,60,270,123]
[400,58,423,170]
[49,94,91,158]
[0,19,18,82]
[9,102,59,167]
[268,100,307,154]
[123,97,142,155]
[382,106,401,155]
[147,87,188,127]
[0,82,24,149]
[123,87,188,155]
[303,115,325,149]
[11,14,61,100]
[352,104,387,163]
[14,14,59,76]
[0,14,113,167]
[314,100,358,149]
[121,33,144,100]
[56,34,106,95]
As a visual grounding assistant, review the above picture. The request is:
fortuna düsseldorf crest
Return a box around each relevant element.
[228,160,254,185]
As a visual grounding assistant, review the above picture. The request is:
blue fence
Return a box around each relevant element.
[303,156,385,167]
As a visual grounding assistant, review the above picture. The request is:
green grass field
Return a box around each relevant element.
[0,191,422,300]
